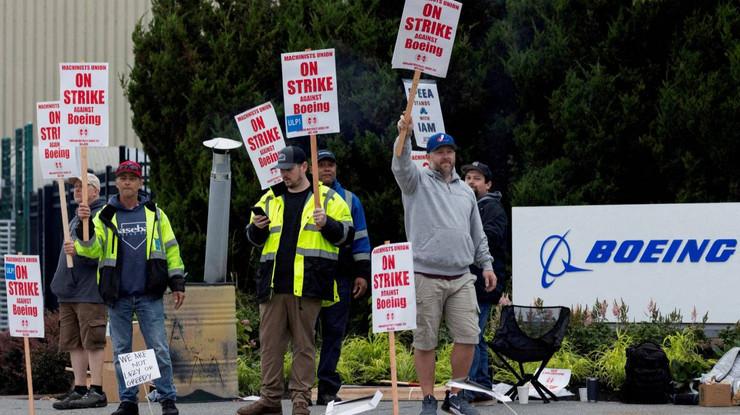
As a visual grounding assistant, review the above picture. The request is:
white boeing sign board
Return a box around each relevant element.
[513,203,740,323]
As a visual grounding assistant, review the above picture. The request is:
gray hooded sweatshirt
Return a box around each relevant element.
[391,136,493,276]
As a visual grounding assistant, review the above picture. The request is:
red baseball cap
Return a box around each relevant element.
[116,160,142,178]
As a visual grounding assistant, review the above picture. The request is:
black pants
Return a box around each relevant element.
[317,277,352,395]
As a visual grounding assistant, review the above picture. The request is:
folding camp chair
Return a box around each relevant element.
[488,305,571,403]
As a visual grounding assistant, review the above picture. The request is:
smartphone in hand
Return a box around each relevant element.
[250,206,267,217]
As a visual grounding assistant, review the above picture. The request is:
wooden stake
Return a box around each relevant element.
[389,330,400,415]
[57,179,73,268]
[310,133,320,209]
[24,336,35,415]
[80,146,89,241]
[395,69,422,157]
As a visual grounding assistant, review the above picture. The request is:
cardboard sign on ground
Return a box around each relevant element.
[37,101,80,179]
[402,79,445,148]
[4,255,45,338]
[392,0,462,78]
[371,243,416,333]
[235,101,286,189]
[281,49,340,138]
[118,349,161,389]
[59,63,109,147]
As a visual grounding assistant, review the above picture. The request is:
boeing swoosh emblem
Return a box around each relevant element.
[540,230,591,288]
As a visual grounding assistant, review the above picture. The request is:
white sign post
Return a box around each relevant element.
[391,0,462,155]
[281,48,340,208]
[372,242,416,415]
[37,101,78,267]
[402,79,445,149]
[59,62,109,241]
[5,254,45,415]
[513,203,740,323]
[235,102,286,189]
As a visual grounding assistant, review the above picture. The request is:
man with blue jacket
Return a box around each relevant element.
[315,149,372,405]
[392,116,496,415]
[66,161,185,415]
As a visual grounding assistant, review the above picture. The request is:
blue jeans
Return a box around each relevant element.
[109,295,176,402]
[467,302,493,398]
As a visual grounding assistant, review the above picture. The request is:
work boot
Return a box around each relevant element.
[52,390,84,410]
[292,400,310,415]
[236,399,283,415]
[70,389,107,408]
[161,399,179,415]
[420,394,438,415]
[111,401,139,415]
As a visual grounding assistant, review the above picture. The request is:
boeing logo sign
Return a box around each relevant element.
[539,231,737,288]
[539,231,590,288]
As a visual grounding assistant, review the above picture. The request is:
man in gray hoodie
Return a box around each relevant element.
[51,172,108,410]
[392,116,496,415]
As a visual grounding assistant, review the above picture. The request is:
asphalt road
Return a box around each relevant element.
[1,396,737,415]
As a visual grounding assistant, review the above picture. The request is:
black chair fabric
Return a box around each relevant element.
[489,305,571,403]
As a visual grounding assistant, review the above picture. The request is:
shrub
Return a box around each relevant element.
[237,355,261,396]
[663,328,713,387]
[592,331,633,391]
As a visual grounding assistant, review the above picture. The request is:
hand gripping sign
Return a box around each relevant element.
[37,101,78,267]
[235,102,286,189]
[391,0,461,155]
[402,79,445,148]
[372,242,416,415]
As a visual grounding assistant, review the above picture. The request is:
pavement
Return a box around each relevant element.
[1,395,738,415]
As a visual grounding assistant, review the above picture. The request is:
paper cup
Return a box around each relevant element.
[579,387,588,402]
[517,386,529,404]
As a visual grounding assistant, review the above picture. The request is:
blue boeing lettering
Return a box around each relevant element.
[585,239,736,264]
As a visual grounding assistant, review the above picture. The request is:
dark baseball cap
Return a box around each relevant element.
[116,160,142,178]
[461,161,493,182]
[426,132,457,153]
[317,149,336,162]
[276,146,307,169]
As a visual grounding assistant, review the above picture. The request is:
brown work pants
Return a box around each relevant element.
[259,294,322,406]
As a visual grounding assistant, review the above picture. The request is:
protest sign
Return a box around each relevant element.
[372,243,416,333]
[59,63,109,147]
[4,255,44,338]
[235,102,285,189]
[392,0,462,78]
[37,101,80,179]
[281,49,340,138]
[411,150,430,170]
[402,79,445,148]
[60,62,108,240]
[118,349,161,388]
[326,391,383,415]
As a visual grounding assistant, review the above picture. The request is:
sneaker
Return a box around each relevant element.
[69,389,107,408]
[316,393,341,406]
[52,390,84,410]
[236,399,283,415]
[111,401,139,415]
[161,399,179,415]
[292,400,310,415]
[442,391,478,415]
[420,394,438,415]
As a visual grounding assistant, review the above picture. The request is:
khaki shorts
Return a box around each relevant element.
[58,303,107,351]
[412,273,480,350]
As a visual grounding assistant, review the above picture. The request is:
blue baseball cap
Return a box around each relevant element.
[426,133,457,153]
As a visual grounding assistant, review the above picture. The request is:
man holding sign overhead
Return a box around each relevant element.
[392,117,496,415]
[241,146,353,415]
